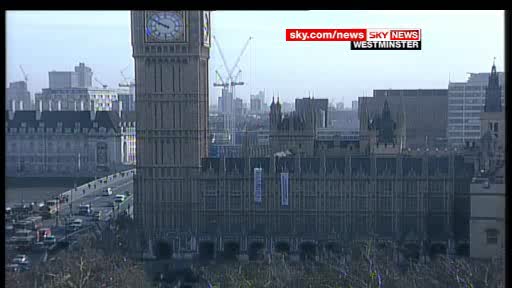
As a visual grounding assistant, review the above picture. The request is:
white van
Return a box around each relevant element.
[103,188,113,196]
[114,194,125,203]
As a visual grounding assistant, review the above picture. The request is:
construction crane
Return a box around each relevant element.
[228,37,252,81]
[119,65,132,87]
[212,36,252,95]
[19,65,28,84]
[231,69,244,86]
[213,70,229,88]
[94,77,107,89]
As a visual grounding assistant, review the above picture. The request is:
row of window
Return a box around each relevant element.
[187,215,447,235]
[449,85,486,91]
[448,112,484,118]
[448,125,480,131]
[448,104,484,111]
[448,118,483,124]
[201,195,446,210]
[448,132,481,138]
[8,142,89,153]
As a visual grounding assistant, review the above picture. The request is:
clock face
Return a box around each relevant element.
[145,11,185,42]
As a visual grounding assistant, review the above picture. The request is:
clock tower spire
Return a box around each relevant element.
[131,11,211,251]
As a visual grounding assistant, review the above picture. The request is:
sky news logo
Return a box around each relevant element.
[285,28,422,50]
[353,28,421,50]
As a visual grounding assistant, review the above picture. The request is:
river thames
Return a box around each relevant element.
[5,177,93,207]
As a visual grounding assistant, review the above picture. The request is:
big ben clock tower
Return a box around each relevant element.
[131,11,210,253]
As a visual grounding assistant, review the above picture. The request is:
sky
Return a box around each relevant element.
[6,10,505,106]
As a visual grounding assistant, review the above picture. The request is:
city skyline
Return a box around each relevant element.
[7,10,505,105]
[5,10,506,285]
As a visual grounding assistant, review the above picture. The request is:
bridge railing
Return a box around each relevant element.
[57,169,136,207]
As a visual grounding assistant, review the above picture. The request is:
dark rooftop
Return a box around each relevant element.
[6,110,120,133]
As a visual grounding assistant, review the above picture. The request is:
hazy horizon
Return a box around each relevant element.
[6,10,505,106]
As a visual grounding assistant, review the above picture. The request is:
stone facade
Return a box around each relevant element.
[5,110,122,178]
[120,111,136,165]
[132,11,475,261]
[469,62,506,260]
[469,178,505,259]
[145,152,472,259]
[131,10,210,246]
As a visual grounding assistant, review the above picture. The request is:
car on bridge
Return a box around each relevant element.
[115,194,126,203]
[103,187,113,196]
[12,254,29,265]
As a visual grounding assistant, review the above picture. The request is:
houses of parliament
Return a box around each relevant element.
[132,11,478,261]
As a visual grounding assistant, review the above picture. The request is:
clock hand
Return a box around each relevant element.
[153,20,170,29]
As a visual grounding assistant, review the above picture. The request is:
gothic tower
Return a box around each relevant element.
[484,60,502,113]
[480,60,505,173]
[131,11,211,247]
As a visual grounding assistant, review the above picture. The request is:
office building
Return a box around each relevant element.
[295,97,328,129]
[6,81,32,111]
[359,89,448,149]
[447,71,505,148]
[49,62,93,89]
[74,62,93,88]
[49,71,79,89]
[250,90,266,114]
[328,109,359,130]
[35,87,118,112]
[352,100,358,111]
